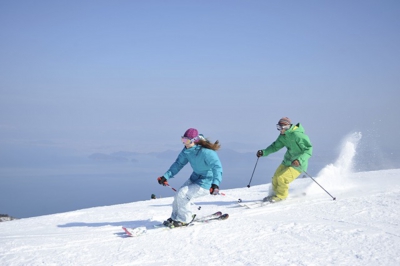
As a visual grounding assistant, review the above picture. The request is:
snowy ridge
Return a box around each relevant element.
[1,134,400,265]
[1,169,399,265]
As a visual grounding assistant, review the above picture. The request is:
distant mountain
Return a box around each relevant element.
[88,148,257,164]
[88,153,136,163]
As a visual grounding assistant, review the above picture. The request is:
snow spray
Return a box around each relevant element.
[306,132,362,194]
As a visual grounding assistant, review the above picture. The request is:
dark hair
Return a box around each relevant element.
[197,138,220,151]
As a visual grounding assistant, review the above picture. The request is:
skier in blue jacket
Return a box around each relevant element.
[157,128,223,227]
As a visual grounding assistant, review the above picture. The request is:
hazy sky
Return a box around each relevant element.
[1,1,399,160]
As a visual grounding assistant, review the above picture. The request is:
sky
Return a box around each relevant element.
[1,139,399,265]
[1,1,399,155]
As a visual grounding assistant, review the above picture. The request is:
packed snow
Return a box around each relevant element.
[1,133,399,266]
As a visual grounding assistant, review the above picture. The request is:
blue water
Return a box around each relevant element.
[0,151,331,219]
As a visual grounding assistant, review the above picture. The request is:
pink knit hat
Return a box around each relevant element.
[183,128,199,139]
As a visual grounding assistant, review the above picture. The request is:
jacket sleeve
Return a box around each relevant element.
[262,136,285,157]
[205,151,223,187]
[163,150,188,179]
[296,134,313,167]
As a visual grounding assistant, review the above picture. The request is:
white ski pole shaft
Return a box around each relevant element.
[218,192,243,203]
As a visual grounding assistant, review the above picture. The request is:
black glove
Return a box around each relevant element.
[291,160,300,167]
[209,184,219,195]
[157,176,168,186]
[257,150,263,157]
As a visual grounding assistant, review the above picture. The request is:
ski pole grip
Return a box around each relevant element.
[157,176,169,186]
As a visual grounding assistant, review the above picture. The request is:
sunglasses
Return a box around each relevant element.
[276,124,290,131]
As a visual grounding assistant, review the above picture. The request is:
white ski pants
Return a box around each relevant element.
[170,179,209,223]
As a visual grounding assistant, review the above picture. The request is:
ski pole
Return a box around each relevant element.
[247,157,259,188]
[165,183,177,192]
[218,192,243,203]
[303,171,336,200]
[158,177,177,192]
[158,178,202,210]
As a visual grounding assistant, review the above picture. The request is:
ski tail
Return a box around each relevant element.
[217,213,229,220]
[122,226,147,237]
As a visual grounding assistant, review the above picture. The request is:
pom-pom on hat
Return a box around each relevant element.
[183,128,199,139]
[278,117,291,125]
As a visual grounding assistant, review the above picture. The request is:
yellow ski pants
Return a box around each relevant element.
[272,164,301,200]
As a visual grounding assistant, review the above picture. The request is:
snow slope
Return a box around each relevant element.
[1,134,400,266]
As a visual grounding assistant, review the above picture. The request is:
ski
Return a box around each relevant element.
[122,226,150,237]
[154,211,223,228]
[240,193,307,209]
[194,213,229,223]
[241,201,272,209]
[194,211,222,222]
[237,198,273,208]
[122,211,229,237]
[163,212,228,229]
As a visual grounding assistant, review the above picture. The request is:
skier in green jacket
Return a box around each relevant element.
[257,117,312,202]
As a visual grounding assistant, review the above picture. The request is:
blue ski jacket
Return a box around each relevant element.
[163,145,223,189]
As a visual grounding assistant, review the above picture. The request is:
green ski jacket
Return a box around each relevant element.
[261,123,313,172]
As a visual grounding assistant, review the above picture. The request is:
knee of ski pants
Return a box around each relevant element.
[175,182,208,202]
[275,167,300,185]
[175,186,190,204]
[276,175,288,186]
[285,167,301,183]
